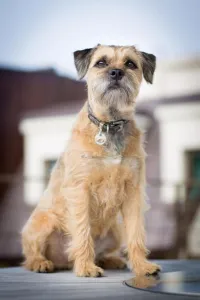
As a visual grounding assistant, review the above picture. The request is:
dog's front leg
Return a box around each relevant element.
[66,184,104,277]
[122,181,161,276]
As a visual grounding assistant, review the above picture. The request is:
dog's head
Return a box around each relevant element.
[74,45,156,110]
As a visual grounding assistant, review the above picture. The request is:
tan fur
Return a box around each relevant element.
[21,45,160,277]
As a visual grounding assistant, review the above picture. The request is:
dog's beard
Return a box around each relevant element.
[90,77,136,108]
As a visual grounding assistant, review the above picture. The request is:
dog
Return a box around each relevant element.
[21,44,161,277]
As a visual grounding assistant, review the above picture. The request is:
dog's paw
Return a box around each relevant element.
[75,263,104,277]
[24,258,54,273]
[98,256,127,270]
[134,261,161,276]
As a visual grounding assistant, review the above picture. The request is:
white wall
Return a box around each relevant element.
[19,115,76,205]
[155,102,200,256]
[155,102,200,188]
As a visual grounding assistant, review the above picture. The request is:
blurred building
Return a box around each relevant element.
[0,56,200,263]
[0,68,86,263]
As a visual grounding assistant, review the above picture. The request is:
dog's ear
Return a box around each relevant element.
[140,52,156,84]
[73,48,94,79]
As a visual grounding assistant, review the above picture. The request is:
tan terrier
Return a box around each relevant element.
[22,44,161,277]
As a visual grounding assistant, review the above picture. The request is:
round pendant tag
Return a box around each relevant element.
[95,132,107,145]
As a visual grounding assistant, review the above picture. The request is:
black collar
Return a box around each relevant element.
[88,105,129,133]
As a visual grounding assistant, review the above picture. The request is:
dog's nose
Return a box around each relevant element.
[109,69,124,81]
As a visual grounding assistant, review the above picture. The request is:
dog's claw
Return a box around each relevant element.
[151,271,159,276]
[146,268,161,277]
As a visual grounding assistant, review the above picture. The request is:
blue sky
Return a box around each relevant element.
[0,0,200,77]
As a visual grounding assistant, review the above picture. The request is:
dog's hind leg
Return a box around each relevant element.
[97,255,126,270]
[96,222,127,270]
[22,209,58,272]
[22,154,65,273]
[46,230,73,270]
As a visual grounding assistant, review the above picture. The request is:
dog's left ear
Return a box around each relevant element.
[73,48,94,79]
[140,52,156,84]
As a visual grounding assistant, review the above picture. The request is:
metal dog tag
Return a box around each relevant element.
[95,123,107,145]
[95,131,107,145]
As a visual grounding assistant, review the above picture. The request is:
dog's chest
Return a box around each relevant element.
[89,156,139,223]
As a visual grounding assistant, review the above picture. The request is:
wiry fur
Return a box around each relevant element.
[21,44,160,277]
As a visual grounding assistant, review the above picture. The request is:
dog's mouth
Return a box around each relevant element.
[107,81,122,90]
[96,78,134,105]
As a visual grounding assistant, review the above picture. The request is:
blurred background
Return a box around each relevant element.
[0,0,200,267]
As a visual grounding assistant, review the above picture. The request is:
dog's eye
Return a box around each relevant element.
[125,60,138,70]
[95,60,107,68]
